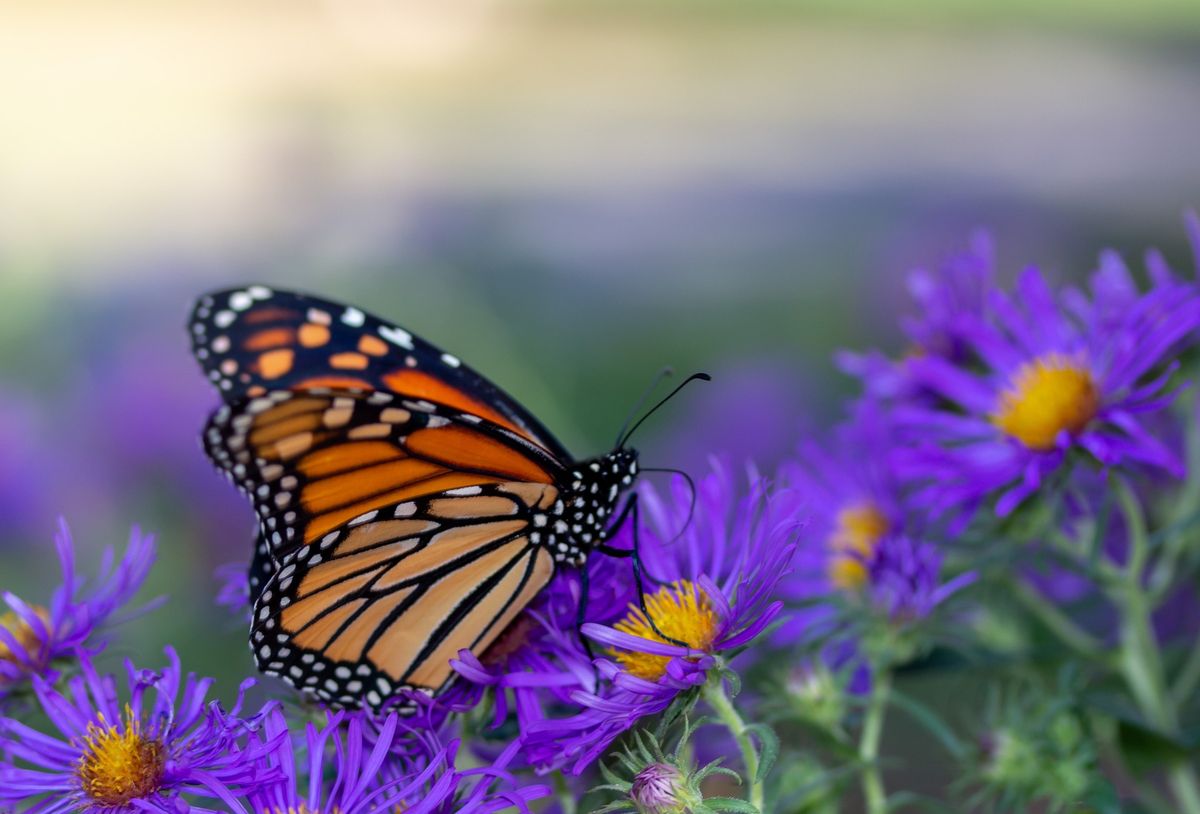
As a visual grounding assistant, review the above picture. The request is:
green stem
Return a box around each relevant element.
[1118,588,1200,814]
[1171,628,1200,707]
[1009,577,1106,661]
[703,672,763,812]
[859,668,892,814]
[1113,479,1200,814]
[553,773,578,814]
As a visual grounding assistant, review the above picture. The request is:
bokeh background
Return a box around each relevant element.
[2,0,1199,803]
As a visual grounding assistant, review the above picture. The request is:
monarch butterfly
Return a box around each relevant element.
[189,285,705,710]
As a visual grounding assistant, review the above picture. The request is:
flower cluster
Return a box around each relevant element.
[5,212,1200,813]
[522,462,799,774]
[1,521,156,707]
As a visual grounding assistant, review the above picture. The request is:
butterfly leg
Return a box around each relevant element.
[575,562,603,690]
[595,493,688,648]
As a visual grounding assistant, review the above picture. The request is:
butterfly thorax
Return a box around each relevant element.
[537,448,638,567]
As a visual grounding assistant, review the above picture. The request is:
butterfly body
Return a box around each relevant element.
[191,286,640,710]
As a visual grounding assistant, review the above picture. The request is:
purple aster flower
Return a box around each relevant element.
[244,707,461,813]
[837,230,997,400]
[900,229,996,361]
[883,251,1200,518]
[422,739,553,814]
[364,703,552,814]
[236,689,548,813]
[0,647,277,813]
[1,521,156,704]
[214,561,251,619]
[777,402,907,606]
[865,534,974,621]
[523,461,799,774]
[1076,210,1199,332]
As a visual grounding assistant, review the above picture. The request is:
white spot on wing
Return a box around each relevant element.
[379,325,414,349]
[350,510,378,526]
[342,307,365,327]
[440,353,461,368]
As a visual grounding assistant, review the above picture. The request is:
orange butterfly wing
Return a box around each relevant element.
[189,286,570,459]
[203,388,566,706]
[254,488,558,706]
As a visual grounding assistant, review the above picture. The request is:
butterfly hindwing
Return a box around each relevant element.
[251,488,558,708]
[189,286,569,459]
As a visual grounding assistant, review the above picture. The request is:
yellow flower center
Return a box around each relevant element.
[76,705,165,806]
[827,502,889,591]
[610,580,719,681]
[0,605,50,663]
[991,354,1099,450]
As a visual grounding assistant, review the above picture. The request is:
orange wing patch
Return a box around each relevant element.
[330,352,370,371]
[258,349,295,380]
[358,335,389,356]
[244,328,296,351]
[293,375,375,390]
[381,369,532,440]
[406,424,554,484]
[298,323,331,348]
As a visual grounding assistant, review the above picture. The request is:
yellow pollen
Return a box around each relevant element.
[991,354,1099,450]
[610,580,719,681]
[827,502,889,591]
[76,705,165,806]
[0,605,50,663]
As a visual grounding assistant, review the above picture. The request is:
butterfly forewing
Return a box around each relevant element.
[202,389,562,565]
[189,286,570,459]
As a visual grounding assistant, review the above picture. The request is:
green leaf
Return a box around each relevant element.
[883,791,960,813]
[696,762,742,785]
[591,802,635,814]
[702,796,761,813]
[596,760,625,788]
[889,689,968,761]
[722,667,743,699]
[659,686,701,734]
[745,722,780,784]
[1116,718,1197,776]
[1080,781,1124,814]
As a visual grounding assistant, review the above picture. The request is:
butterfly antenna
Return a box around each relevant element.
[614,366,675,449]
[639,466,698,544]
[618,372,711,449]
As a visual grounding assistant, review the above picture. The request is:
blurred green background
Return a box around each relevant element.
[1,0,1198,804]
